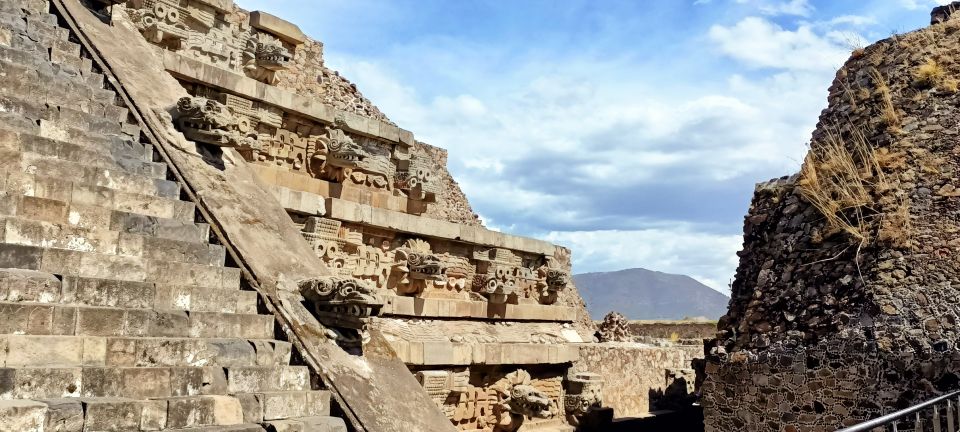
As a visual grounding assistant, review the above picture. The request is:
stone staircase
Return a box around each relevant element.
[0,1,345,431]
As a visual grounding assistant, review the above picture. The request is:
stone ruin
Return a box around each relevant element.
[596,312,630,343]
[0,0,704,430]
[702,4,960,431]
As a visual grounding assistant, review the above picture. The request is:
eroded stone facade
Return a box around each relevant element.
[113,1,607,431]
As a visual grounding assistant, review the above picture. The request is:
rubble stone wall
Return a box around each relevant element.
[704,7,960,431]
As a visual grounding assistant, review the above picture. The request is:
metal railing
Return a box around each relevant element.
[838,390,960,432]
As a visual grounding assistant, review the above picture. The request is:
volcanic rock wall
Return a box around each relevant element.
[703,6,960,431]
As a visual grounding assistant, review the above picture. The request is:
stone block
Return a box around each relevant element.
[19,195,67,223]
[248,11,306,45]
[122,367,172,399]
[0,367,81,399]
[0,400,46,432]
[40,398,84,432]
[201,366,229,395]
[81,367,123,398]
[0,243,43,270]
[235,393,263,424]
[0,303,54,335]
[82,398,144,431]
[6,335,83,367]
[169,367,204,397]
[82,337,107,367]
[260,391,307,420]
[40,247,83,276]
[166,395,243,428]
[77,307,125,336]
[140,399,167,431]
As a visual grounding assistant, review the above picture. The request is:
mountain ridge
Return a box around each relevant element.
[574,267,731,320]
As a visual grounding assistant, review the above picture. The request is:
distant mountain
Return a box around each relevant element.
[574,268,731,320]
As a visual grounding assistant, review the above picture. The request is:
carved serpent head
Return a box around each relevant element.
[506,384,553,419]
[255,39,291,71]
[325,129,368,168]
[172,97,255,149]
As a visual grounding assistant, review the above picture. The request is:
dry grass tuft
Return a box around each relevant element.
[914,59,946,89]
[798,130,883,245]
[872,147,907,171]
[799,129,913,249]
[912,59,958,93]
[869,68,900,132]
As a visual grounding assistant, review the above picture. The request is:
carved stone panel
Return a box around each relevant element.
[127,0,295,84]
[415,367,569,432]
[299,218,569,307]
[178,83,443,205]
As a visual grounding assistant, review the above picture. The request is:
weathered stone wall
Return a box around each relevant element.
[627,320,716,341]
[223,8,392,124]
[704,7,960,431]
[573,344,701,418]
[418,142,481,227]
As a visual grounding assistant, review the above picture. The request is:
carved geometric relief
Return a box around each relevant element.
[128,0,293,84]
[177,83,443,205]
[299,219,566,307]
[433,368,566,432]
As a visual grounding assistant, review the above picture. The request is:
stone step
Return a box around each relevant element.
[0,112,145,160]
[0,94,135,144]
[0,93,134,141]
[0,49,116,111]
[0,194,209,244]
[0,302,274,339]
[247,391,331,422]
[0,365,311,400]
[2,169,195,221]
[0,270,256,313]
[2,150,179,198]
[167,425,266,432]
[264,416,347,432]
[0,400,45,432]
[0,216,225,266]
[0,335,292,368]
[63,396,248,431]
[0,11,76,56]
[3,194,208,242]
[1,19,91,78]
[2,128,165,179]
[0,243,241,289]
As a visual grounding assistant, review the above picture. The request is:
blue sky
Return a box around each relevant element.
[236,0,943,293]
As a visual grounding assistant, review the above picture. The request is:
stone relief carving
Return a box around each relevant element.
[396,154,441,202]
[242,32,291,85]
[128,0,295,84]
[414,368,565,432]
[172,96,259,150]
[299,218,567,307]
[393,239,445,295]
[179,84,435,201]
[298,275,384,349]
[564,372,603,423]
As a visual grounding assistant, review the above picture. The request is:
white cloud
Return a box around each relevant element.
[734,0,814,16]
[901,0,954,10]
[709,17,852,71]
